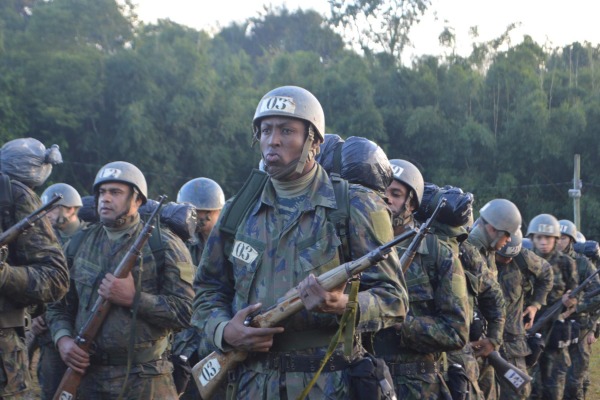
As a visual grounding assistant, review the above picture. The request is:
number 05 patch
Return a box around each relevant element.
[232,240,259,264]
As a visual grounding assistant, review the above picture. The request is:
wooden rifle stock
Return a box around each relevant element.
[401,197,447,274]
[192,228,419,399]
[52,196,166,400]
[0,194,63,247]
[528,266,600,336]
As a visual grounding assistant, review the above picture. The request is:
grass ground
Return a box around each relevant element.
[588,345,600,398]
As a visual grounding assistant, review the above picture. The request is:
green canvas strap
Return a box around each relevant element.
[220,169,269,236]
[296,279,360,400]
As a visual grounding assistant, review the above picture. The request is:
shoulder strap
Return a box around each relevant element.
[220,169,269,236]
[514,252,529,273]
[65,227,89,267]
[327,174,351,263]
[148,223,165,270]
[0,173,13,231]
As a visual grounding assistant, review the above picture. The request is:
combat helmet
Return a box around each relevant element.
[177,178,225,211]
[41,183,83,208]
[93,161,147,204]
[479,199,522,237]
[558,219,578,241]
[388,159,424,208]
[498,229,523,258]
[253,86,325,141]
[526,214,560,238]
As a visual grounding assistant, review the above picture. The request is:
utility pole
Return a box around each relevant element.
[568,154,582,230]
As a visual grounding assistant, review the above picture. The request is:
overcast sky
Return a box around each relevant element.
[133,0,600,62]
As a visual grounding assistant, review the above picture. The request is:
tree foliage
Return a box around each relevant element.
[1,1,600,237]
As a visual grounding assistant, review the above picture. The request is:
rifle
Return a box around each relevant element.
[528,266,600,336]
[192,228,418,398]
[487,351,532,394]
[52,195,166,400]
[0,193,63,247]
[401,197,446,274]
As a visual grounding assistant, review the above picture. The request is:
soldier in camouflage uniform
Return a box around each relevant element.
[177,177,225,266]
[461,199,520,400]
[0,138,68,399]
[192,86,408,399]
[172,177,226,398]
[373,160,469,399]
[527,214,578,400]
[29,183,87,400]
[46,161,194,399]
[557,220,600,400]
[494,230,553,399]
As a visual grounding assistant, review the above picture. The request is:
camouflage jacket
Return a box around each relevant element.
[0,180,68,319]
[193,164,407,353]
[517,248,554,310]
[187,232,205,268]
[496,248,553,356]
[47,215,194,356]
[535,248,578,308]
[459,240,506,347]
[373,223,469,362]
[565,246,600,320]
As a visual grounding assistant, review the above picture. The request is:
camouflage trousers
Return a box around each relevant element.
[529,347,570,400]
[76,359,178,400]
[36,334,66,400]
[564,336,592,400]
[393,371,452,399]
[0,328,31,399]
[477,357,498,400]
[497,355,530,400]
[447,346,483,400]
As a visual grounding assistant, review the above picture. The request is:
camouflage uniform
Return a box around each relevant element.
[463,228,506,400]
[448,239,506,400]
[564,246,600,400]
[0,181,68,399]
[529,248,578,400]
[496,248,553,399]
[192,164,408,399]
[46,215,194,399]
[36,218,88,400]
[373,222,469,399]
[171,233,208,399]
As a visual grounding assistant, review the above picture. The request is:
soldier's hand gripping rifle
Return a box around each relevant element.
[0,193,63,247]
[192,198,447,399]
[52,195,167,400]
[192,228,414,398]
[527,266,600,336]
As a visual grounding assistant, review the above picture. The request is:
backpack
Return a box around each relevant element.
[0,173,13,232]
[219,168,352,263]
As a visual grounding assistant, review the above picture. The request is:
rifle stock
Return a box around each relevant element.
[52,196,167,400]
[487,351,532,394]
[192,227,420,399]
[0,194,63,247]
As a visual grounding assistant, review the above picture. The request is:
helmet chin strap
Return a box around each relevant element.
[392,192,414,228]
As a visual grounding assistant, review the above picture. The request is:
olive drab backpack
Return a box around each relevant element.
[219,168,351,263]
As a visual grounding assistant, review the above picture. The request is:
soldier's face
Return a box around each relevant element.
[97,182,140,224]
[385,180,413,216]
[557,235,571,253]
[47,206,77,229]
[532,234,556,255]
[259,117,307,169]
